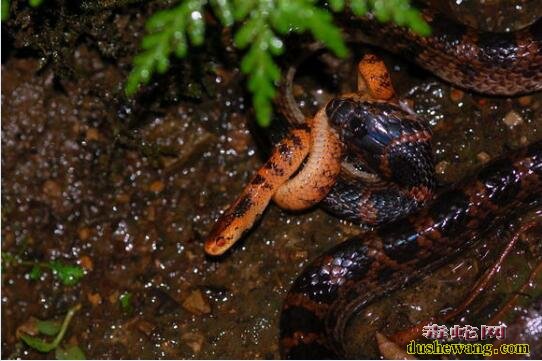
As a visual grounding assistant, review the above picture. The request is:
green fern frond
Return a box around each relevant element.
[126,0,431,126]
[1,0,45,20]
[1,0,9,21]
[125,0,207,95]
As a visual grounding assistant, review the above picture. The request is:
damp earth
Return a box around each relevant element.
[2,1,542,359]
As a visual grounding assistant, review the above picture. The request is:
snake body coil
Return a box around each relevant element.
[280,11,542,359]
[350,9,542,95]
[281,141,542,358]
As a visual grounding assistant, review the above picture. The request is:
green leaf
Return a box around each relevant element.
[210,0,234,26]
[187,10,205,45]
[48,261,85,286]
[29,265,43,280]
[20,334,56,353]
[28,0,42,7]
[307,8,347,57]
[125,0,431,126]
[233,16,260,49]
[1,0,9,21]
[362,0,430,36]
[350,0,368,16]
[37,320,61,336]
[20,304,82,354]
[146,9,174,31]
[1,252,15,267]
[125,0,207,96]
[328,0,344,12]
[373,0,391,22]
[119,292,133,312]
[232,0,255,20]
[405,9,431,36]
[55,345,86,360]
[253,92,272,126]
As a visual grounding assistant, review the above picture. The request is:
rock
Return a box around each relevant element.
[87,292,102,306]
[148,288,180,316]
[182,290,211,315]
[145,205,156,221]
[79,255,93,271]
[149,180,165,193]
[115,192,131,204]
[181,332,204,353]
[476,151,491,164]
[78,227,91,241]
[435,160,449,175]
[42,179,62,198]
[136,319,155,336]
[503,110,523,128]
[108,291,120,304]
[518,96,532,106]
[85,128,100,141]
[450,88,464,102]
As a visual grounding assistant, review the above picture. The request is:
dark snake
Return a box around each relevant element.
[279,8,542,359]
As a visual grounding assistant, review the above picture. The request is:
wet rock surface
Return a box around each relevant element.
[2,1,542,359]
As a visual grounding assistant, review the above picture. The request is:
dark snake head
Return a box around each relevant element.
[326,98,427,172]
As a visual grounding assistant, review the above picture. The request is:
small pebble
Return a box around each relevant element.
[80,255,94,271]
[182,290,211,315]
[136,319,156,336]
[72,122,82,135]
[42,179,62,198]
[181,332,204,353]
[149,180,165,193]
[85,128,100,141]
[108,291,120,304]
[185,250,197,262]
[477,151,490,164]
[435,160,449,175]
[87,292,102,306]
[450,88,464,102]
[160,156,178,170]
[518,96,532,106]
[503,110,523,128]
[78,227,91,241]
[146,205,156,221]
[116,193,131,204]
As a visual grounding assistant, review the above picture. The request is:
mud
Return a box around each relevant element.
[2,0,542,359]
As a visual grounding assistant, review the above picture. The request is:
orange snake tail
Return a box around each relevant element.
[204,128,310,256]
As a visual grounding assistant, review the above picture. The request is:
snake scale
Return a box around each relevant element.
[279,7,542,359]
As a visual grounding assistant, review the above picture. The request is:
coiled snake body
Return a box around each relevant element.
[202,6,542,359]
[281,141,542,358]
[280,10,542,359]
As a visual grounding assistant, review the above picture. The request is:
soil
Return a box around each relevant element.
[2,0,542,359]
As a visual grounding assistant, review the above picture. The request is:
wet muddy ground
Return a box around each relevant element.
[2,1,542,359]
